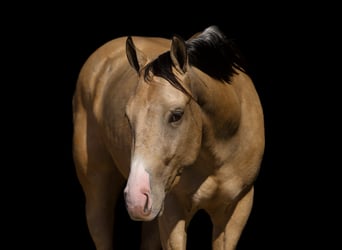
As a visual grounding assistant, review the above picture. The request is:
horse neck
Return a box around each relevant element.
[189,67,241,141]
[189,67,265,169]
[182,67,244,168]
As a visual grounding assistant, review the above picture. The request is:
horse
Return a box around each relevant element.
[72,25,265,250]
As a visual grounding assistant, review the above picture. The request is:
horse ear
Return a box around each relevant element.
[126,36,147,73]
[170,35,188,73]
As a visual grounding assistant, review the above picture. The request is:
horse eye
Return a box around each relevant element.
[169,110,184,123]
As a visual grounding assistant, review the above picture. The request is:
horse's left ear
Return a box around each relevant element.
[170,35,188,73]
[126,36,148,73]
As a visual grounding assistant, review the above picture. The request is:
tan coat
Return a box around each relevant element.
[72,26,265,250]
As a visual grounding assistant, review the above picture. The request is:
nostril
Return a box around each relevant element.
[143,193,152,215]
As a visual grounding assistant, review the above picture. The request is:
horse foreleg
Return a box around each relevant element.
[73,110,125,250]
[158,193,187,250]
[211,186,254,250]
[82,168,124,250]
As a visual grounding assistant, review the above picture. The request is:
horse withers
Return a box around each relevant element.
[72,25,265,250]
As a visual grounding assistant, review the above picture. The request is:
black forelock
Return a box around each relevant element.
[143,52,188,93]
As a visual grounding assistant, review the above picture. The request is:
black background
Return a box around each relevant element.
[6,2,337,250]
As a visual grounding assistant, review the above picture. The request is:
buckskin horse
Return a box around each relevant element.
[72,25,265,250]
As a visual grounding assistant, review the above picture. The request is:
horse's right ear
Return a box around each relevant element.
[170,35,188,73]
[126,36,147,73]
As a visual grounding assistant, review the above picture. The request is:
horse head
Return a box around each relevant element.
[123,35,203,221]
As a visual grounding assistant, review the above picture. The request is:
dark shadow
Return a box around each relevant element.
[187,209,213,250]
[113,189,142,249]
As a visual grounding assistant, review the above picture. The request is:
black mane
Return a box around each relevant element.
[186,25,246,83]
[144,26,246,90]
